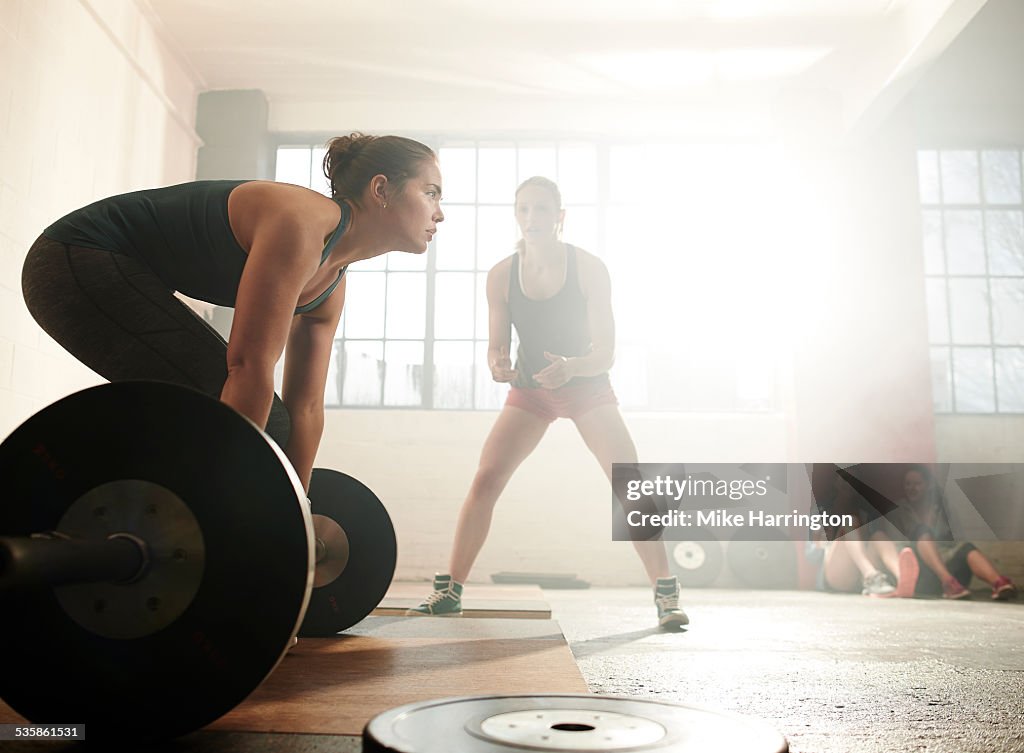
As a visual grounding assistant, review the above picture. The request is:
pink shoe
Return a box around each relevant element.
[893,547,919,598]
[942,576,970,600]
[992,577,1017,601]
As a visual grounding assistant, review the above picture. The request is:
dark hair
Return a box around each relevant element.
[514,176,563,252]
[322,133,436,204]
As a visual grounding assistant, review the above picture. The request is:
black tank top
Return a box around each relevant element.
[42,180,348,314]
[508,244,609,389]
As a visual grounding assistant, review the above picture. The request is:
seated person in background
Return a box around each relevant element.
[887,465,1016,601]
[806,474,917,597]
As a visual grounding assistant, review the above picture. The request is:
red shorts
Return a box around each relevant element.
[505,380,619,423]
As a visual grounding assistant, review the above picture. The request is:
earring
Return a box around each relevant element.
[383,202,388,209]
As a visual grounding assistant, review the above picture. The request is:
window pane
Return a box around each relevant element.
[434,272,475,339]
[564,206,599,257]
[925,279,949,343]
[604,205,647,268]
[945,211,986,274]
[275,147,312,187]
[921,210,944,274]
[611,341,649,409]
[310,147,330,196]
[930,347,952,412]
[341,341,382,406]
[343,272,385,338]
[324,340,341,406]
[917,150,940,203]
[996,348,1024,412]
[476,272,489,341]
[435,204,476,270]
[385,273,426,339]
[518,146,557,184]
[433,341,474,409]
[609,146,647,203]
[991,279,1024,345]
[940,151,980,204]
[475,340,507,410]
[559,144,598,204]
[981,150,1022,204]
[478,147,516,204]
[439,147,476,203]
[948,278,991,344]
[986,210,1024,276]
[383,341,423,406]
[477,205,517,270]
[388,250,427,272]
[952,347,994,412]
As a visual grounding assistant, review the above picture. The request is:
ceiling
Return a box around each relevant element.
[142,0,989,138]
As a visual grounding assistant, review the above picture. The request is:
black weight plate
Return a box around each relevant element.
[364,694,788,753]
[0,382,313,740]
[667,536,723,588]
[299,468,397,636]
[726,533,798,589]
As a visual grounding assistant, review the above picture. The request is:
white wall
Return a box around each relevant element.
[319,409,788,586]
[0,0,201,435]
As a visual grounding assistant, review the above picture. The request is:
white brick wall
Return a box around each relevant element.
[0,0,201,434]
[318,408,790,586]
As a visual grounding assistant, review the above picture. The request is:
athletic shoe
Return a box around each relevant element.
[861,571,896,597]
[893,547,920,598]
[991,576,1018,601]
[942,576,970,599]
[654,576,689,629]
[406,573,464,616]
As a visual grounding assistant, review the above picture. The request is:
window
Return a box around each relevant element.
[276,139,783,412]
[918,149,1024,413]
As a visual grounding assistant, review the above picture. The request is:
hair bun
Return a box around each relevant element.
[321,132,436,202]
[324,132,374,174]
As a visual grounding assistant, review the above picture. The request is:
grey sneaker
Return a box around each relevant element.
[655,576,689,629]
[406,574,464,616]
[861,571,896,597]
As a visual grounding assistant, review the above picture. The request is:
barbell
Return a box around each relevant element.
[0,381,396,740]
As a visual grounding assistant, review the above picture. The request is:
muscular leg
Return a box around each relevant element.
[572,403,669,585]
[447,405,550,583]
[21,238,290,445]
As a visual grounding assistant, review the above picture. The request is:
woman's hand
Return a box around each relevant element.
[489,346,518,383]
[533,351,575,389]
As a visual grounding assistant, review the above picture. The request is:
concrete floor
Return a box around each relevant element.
[5,588,1021,752]
[552,587,1024,753]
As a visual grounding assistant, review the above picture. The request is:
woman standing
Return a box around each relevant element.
[409,176,687,629]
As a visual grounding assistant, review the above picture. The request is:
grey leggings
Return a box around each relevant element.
[22,235,290,446]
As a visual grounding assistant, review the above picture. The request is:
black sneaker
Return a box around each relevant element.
[406,573,464,616]
[655,575,689,629]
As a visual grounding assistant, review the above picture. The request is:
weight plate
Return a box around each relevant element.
[363,694,788,753]
[726,533,798,589]
[53,480,206,639]
[668,536,723,588]
[299,468,397,636]
[0,382,313,740]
